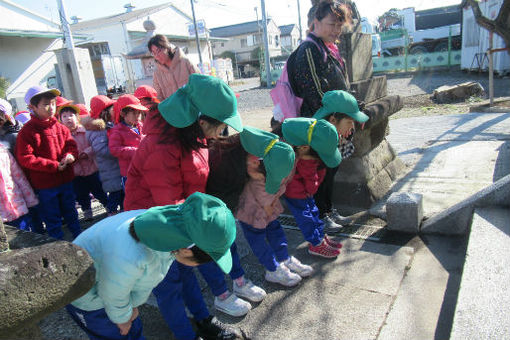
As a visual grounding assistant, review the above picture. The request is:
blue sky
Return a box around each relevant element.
[12,0,462,29]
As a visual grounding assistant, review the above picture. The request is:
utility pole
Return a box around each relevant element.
[190,0,203,70]
[261,0,271,88]
[297,0,303,42]
[56,0,74,50]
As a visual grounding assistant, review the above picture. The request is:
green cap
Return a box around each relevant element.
[313,90,369,123]
[158,74,243,132]
[133,192,236,274]
[240,126,295,194]
[282,118,342,168]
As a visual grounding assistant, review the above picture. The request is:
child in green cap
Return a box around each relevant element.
[208,126,314,287]
[272,117,344,259]
[124,74,261,335]
[65,192,237,340]
[312,90,369,231]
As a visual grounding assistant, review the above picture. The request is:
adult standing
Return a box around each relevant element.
[288,0,353,231]
[148,34,201,101]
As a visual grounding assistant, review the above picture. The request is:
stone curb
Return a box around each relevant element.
[420,174,510,235]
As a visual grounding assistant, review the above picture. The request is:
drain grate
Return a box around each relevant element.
[277,214,386,241]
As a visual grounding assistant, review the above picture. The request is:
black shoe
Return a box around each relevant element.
[195,315,243,340]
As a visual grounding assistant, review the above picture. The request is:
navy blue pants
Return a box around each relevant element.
[198,242,245,296]
[107,189,124,213]
[152,261,209,340]
[66,304,144,340]
[73,172,108,211]
[240,220,289,272]
[28,206,45,234]
[36,182,81,239]
[8,213,34,232]
[283,196,324,246]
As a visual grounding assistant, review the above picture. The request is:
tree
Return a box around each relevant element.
[0,76,9,99]
[377,8,401,31]
[461,0,510,54]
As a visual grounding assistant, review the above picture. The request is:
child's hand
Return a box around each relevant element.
[116,320,132,336]
[63,154,75,165]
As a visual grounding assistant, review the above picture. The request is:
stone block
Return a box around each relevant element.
[350,76,388,104]
[0,227,95,337]
[338,32,373,82]
[433,82,485,103]
[386,192,424,233]
[364,96,404,130]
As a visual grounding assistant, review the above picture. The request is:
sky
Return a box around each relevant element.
[12,0,462,30]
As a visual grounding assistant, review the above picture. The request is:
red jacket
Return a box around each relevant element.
[124,111,209,210]
[284,158,326,199]
[108,122,144,177]
[15,115,78,189]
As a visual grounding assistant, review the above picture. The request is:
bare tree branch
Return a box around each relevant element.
[462,0,510,54]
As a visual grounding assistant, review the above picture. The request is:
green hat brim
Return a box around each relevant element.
[211,248,233,274]
[222,114,243,132]
[320,148,342,168]
[158,88,199,128]
[314,106,369,123]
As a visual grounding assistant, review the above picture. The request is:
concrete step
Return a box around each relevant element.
[450,207,510,339]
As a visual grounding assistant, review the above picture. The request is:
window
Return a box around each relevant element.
[275,35,279,47]
[241,38,247,48]
[268,35,272,45]
[86,42,111,59]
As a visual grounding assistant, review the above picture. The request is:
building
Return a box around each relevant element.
[209,19,281,77]
[279,24,300,55]
[71,2,224,92]
[0,0,88,111]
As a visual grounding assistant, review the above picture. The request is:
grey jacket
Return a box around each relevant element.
[85,118,123,193]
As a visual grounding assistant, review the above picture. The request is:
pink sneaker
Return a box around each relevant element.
[324,235,343,249]
[308,240,340,259]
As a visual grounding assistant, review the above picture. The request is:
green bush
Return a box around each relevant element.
[0,76,9,99]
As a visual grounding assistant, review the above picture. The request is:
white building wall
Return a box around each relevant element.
[3,37,63,111]
[1,1,60,33]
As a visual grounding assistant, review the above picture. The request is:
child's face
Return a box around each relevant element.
[296,145,317,159]
[199,120,227,138]
[246,154,265,181]
[121,109,142,126]
[328,116,355,138]
[60,110,78,130]
[29,97,56,120]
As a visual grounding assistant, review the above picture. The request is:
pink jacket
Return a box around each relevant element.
[284,158,326,199]
[0,144,38,222]
[70,125,98,177]
[235,169,295,229]
[153,47,201,101]
[108,122,144,177]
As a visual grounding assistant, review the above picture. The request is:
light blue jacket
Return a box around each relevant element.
[71,210,174,323]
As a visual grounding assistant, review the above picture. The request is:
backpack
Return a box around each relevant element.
[270,37,328,122]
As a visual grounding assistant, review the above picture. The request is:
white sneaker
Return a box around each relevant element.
[322,215,343,234]
[214,292,251,317]
[284,256,314,277]
[330,209,351,224]
[265,263,302,287]
[233,279,266,302]
[83,209,93,221]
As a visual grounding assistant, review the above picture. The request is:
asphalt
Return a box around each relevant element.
[38,110,510,339]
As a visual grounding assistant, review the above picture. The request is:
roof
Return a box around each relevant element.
[71,2,191,30]
[279,24,296,36]
[0,28,88,40]
[209,19,274,38]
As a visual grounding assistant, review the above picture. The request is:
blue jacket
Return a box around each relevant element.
[71,209,174,323]
[85,118,122,193]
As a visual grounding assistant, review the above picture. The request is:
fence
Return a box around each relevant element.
[373,50,462,73]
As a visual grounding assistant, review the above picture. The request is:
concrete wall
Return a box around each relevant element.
[3,37,63,112]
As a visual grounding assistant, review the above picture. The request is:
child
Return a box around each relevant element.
[58,103,109,220]
[15,86,81,239]
[87,95,124,215]
[66,192,238,340]
[210,126,313,287]
[280,117,345,258]
[108,95,147,188]
[0,98,23,154]
[0,144,38,232]
[134,84,158,108]
[134,85,160,135]
[312,90,370,230]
